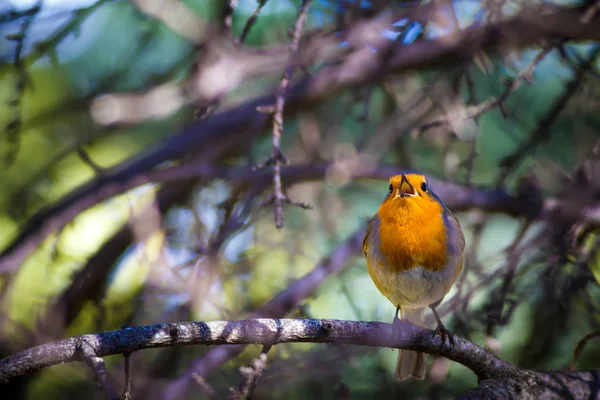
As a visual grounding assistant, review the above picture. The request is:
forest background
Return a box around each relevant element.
[1,0,600,399]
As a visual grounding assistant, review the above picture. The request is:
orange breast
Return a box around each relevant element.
[376,197,448,272]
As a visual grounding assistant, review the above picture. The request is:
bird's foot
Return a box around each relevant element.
[433,322,455,348]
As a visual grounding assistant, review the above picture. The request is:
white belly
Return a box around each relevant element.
[367,258,457,309]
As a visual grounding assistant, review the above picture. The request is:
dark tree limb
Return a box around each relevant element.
[0,319,597,400]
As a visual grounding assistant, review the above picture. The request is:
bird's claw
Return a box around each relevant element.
[434,323,455,348]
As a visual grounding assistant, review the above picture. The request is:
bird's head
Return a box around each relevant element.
[377,171,445,219]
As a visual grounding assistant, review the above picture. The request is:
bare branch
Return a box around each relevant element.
[582,0,600,24]
[419,46,554,134]
[227,347,270,400]
[191,373,217,400]
[0,4,41,24]
[570,330,600,370]
[1,319,597,400]
[258,0,312,229]
[131,0,209,42]
[3,1,39,165]
[496,46,600,185]
[89,3,600,126]
[78,339,119,400]
[0,0,105,76]
[236,0,269,45]
[121,352,132,400]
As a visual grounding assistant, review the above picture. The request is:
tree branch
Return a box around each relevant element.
[258,0,312,229]
[78,339,118,400]
[0,319,596,399]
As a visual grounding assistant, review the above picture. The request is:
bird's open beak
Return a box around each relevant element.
[396,174,417,198]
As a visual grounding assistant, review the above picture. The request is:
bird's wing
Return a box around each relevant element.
[362,217,375,256]
[445,211,465,284]
[448,212,465,251]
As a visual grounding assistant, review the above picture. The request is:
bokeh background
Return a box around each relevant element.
[1,0,600,399]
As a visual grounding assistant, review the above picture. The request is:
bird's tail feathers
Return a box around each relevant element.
[396,307,426,381]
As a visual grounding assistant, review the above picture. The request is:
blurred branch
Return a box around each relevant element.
[131,0,209,42]
[76,147,105,177]
[3,155,599,275]
[570,330,600,370]
[257,0,313,229]
[236,0,269,45]
[460,70,479,185]
[1,319,598,400]
[3,3,600,272]
[496,46,600,185]
[2,1,38,165]
[419,45,554,134]
[0,4,41,24]
[227,347,270,400]
[90,3,600,126]
[0,0,106,78]
[582,0,600,24]
[163,227,364,400]
[35,182,196,339]
[191,373,217,400]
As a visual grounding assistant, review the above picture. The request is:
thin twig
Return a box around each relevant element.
[419,46,554,133]
[121,352,131,400]
[570,331,600,370]
[77,147,105,177]
[0,0,106,78]
[258,0,313,229]
[582,0,600,24]
[236,0,269,45]
[496,45,600,186]
[4,2,39,165]
[485,220,531,336]
[131,0,207,42]
[0,4,41,24]
[247,345,272,400]
[191,373,218,400]
[460,70,480,185]
[78,339,118,400]
[228,345,271,400]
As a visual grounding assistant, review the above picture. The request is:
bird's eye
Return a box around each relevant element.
[421,182,427,192]
[388,184,393,194]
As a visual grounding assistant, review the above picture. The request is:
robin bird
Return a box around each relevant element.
[362,171,465,380]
